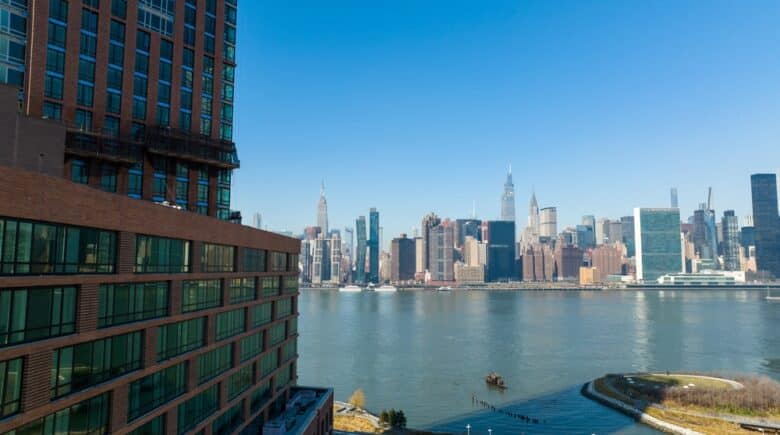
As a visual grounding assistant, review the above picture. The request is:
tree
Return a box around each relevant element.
[348,388,366,409]
[379,410,389,424]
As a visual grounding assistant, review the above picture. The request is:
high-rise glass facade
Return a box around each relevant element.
[750,174,780,277]
[634,208,683,282]
[486,220,516,282]
[368,208,379,283]
[355,216,367,284]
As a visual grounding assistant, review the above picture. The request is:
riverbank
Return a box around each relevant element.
[304,284,780,291]
[333,401,448,435]
[583,373,780,434]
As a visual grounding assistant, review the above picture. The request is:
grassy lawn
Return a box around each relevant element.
[633,374,732,390]
[644,407,754,435]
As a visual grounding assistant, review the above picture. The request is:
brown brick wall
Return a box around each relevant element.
[77,283,100,333]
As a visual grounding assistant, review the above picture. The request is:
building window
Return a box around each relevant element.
[71,159,88,184]
[51,332,142,398]
[178,384,219,435]
[229,277,255,304]
[270,252,288,272]
[250,381,271,413]
[152,156,167,201]
[98,281,168,327]
[77,83,94,107]
[129,415,165,435]
[202,243,235,272]
[213,402,244,435]
[252,303,272,328]
[44,74,63,99]
[196,344,232,384]
[215,308,245,341]
[138,0,175,37]
[0,218,116,275]
[157,317,205,361]
[181,279,221,313]
[111,0,127,18]
[239,331,263,362]
[134,235,191,273]
[276,297,293,318]
[243,248,266,272]
[100,164,117,192]
[106,91,122,114]
[75,109,93,130]
[0,286,76,347]
[281,340,297,363]
[0,357,22,419]
[227,365,253,401]
[50,0,68,22]
[128,162,143,198]
[14,393,109,435]
[260,351,278,378]
[127,362,187,421]
[284,276,298,294]
[43,101,62,120]
[269,323,286,346]
[261,277,280,298]
[47,22,67,48]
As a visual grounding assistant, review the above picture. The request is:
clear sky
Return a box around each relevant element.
[231,1,780,246]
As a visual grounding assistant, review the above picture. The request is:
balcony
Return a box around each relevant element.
[64,125,240,168]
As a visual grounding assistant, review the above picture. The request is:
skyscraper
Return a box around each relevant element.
[539,206,558,239]
[634,208,684,282]
[671,187,679,208]
[722,210,740,271]
[501,166,515,222]
[595,218,610,245]
[485,220,516,282]
[369,208,380,283]
[317,181,328,235]
[421,212,441,271]
[1,0,240,220]
[750,174,780,277]
[455,218,482,248]
[620,215,635,257]
[429,221,455,281]
[522,193,540,247]
[391,234,416,281]
[355,216,367,283]
[252,212,263,229]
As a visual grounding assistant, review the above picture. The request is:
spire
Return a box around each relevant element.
[320,180,325,197]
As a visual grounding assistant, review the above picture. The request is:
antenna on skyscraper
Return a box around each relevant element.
[472,200,476,219]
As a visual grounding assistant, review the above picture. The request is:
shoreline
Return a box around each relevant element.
[302,284,780,291]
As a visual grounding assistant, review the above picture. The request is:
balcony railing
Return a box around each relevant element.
[64,125,239,168]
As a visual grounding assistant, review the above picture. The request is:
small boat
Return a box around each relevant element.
[376,285,397,292]
[438,286,452,292]
[485,371,507,389]
[338,285,362,292]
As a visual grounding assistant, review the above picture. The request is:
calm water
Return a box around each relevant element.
[296,289,780,434]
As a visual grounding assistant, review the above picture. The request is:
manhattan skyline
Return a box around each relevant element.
[231,1,780,241]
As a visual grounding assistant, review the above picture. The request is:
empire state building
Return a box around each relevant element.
[317,181,329,234]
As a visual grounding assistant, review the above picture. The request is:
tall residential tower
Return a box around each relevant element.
[500,166,515,222]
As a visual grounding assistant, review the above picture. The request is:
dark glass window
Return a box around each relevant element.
[270,252,288,272]
[100,164,117,192]
[71,159,88,184]
[110,20,125,42]
[260,351,278,378]
[157,317,204,361]
[46,49,65,74]
[269,323,286,346]
[159,39,173,60]
[203,56,214,75]
[128,362,186,421]
[284,276,298,294]
[133,97,146,120]
[182,48,194,68]
[107,67,123,89]
[103,116,120,137]
[134,235,191,273]
[136,30,151,52]
[213,402,243,435]
[108,43,124,66]
[229,278,255,304]
[281,339,297,363]
[81,9,98,33]
[202,243,235,272]
[215,308,245,341]
[252,302,272,328]
[77,83,94,107]
[261,277,280,298]
[47,22,67,48]
[276,297,293,318]
[0,286,76,348]
[178,384,219,434]
[43,101,62,120]
[99,281,168,327]
[0,218,115,275]
[239,331,263,362]
[50,0,68,22]
[76,109,93,130]
[51,332,142,398]
[80,33,97,57]
[111,0,127,19]
[181,280,221,313]
[14,393,109,435]
[0,357,23,418]
[128,163,143,198]
[44,74,63,99]
[78,58,95,82]
[250,381,271,413]
[196,344,232,384]
[129,414,165,435]
[227,365,252,401]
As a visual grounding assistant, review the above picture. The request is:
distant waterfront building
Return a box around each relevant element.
[576,224,596,249]
[750,174,780,278]
[355,216,367,283]
[391,234,416,282]
[671,187,679,208]
[741,226,755,253]
[693,207,718,264]
[522,193,540,247]
[582,215,596,228]
[317,181,328,235]
[620,216,635,257]
[721,210,740,271]
[522,243,554,281]
[595,218,610,245]
[415,237,425,278]
[421,212,442,271]
[555,245,582,280]
[369,208,380,283]
[379,251,392,282]
[540,207,558,239]
[252,212,263,229]
[463,235,487,267]
[312,236,331,284]
[429,220,455,281]
[501,166,516,222]
[634,208,684,282]
[455,262,485,284]
[304,226,322,241]
[485,220,516,282]
[591,244,623,282]
[301,239,313,282]
[607,221,623,245]
[455,218,482,248]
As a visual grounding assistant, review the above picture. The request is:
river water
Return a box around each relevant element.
[296,289,780,434]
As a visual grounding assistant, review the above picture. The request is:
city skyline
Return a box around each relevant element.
[230,1,780,242]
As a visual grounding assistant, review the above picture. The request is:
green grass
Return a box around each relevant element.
[632,374,732,390]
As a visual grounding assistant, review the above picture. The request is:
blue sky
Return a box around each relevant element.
[231,1,780,245]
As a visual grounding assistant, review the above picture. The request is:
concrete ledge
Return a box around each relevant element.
[581,381,703,435]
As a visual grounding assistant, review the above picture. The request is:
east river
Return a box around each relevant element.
[296,289,780,434]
